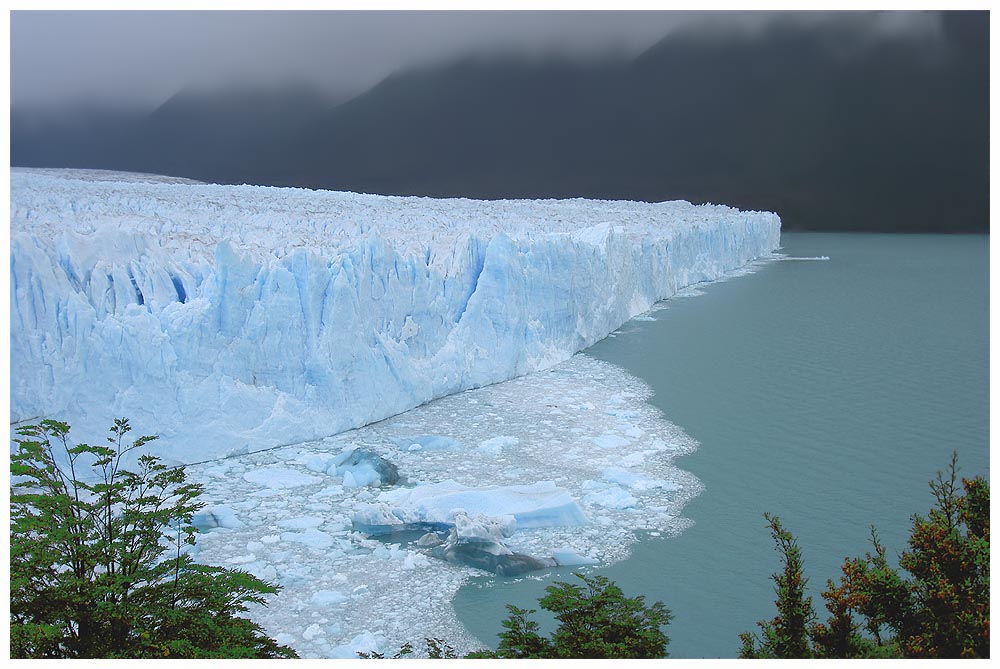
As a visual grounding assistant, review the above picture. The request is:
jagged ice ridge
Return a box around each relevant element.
[10,168,780,463]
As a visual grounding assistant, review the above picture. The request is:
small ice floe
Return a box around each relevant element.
[477,435,519,455]
[360,480,589,531]
[311,590,349,607]
[582,480,639,509]
[191,505,244,531]
[592,433,631,449]
[329,632,386,659]
[782,255,830,261]
[602,467,679,492]
[551,548,599,567]
[243,467,322,489]
[393,435,461,451]
[430,511,552,576]
[332,448,400,487]
[277,516,324,530]
[280,529,336,550]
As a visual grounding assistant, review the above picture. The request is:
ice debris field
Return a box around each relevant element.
[10,168,782,657]
[186,355,703,657]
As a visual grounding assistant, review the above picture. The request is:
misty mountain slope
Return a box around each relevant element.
[266,59,638,196]
[142,85,341,183]
[10,12,988,232]
[12,85,341,185]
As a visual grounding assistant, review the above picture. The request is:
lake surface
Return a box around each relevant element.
[452,232,989,657]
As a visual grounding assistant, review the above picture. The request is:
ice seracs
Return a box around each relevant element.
[11,168,780,463]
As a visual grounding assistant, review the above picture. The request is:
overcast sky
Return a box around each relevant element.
[11,10,946,110]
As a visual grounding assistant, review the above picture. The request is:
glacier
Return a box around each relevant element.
[10,168,780,463]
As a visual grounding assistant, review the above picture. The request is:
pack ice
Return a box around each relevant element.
[10,168,780,462]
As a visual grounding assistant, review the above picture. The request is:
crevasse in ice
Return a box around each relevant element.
[10,168,780,463]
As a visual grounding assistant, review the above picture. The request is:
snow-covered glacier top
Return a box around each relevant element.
[11,168,780,463]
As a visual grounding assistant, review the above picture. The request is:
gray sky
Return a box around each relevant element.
[11,10,945,109]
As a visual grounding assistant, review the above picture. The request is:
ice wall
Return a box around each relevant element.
[11,168,781,463]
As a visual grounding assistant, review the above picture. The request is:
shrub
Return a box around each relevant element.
[476,573,672,659]
[740,454,989,659]
[10,419,297,658]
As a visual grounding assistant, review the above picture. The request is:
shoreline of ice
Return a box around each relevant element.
[186,353,704,658]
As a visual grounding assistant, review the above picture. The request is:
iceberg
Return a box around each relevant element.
[10,168,780,463]
[357,479,590,530]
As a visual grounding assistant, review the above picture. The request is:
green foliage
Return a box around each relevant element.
[10,419,297,659]
[358,638,461,659]
[480,573,672,659]
[740,454,989,659]
[738,513,813,658]
[366,573,670,659]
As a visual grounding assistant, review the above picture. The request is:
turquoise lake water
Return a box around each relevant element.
[452,232,989,657]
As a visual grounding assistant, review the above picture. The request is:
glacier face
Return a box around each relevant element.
[10,168,780,463]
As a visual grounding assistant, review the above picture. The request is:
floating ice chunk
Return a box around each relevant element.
[622,425,645,439]
[304,455,334,473]
[251,488,286,498]
[330,632,386,659]
[226,554,257,564]
[582,481,638,509]
[433,542,550,576]
[432,512,552,575]
[402,551,431,570]
[202,464,232,479]
[601,467,677,492]
[351,502,405,534]
[477,435,519,455]
[453,512,516,544]
[191,505,244,531]
[311,590,348,607]
[552,549,599,566]
[274,633,296,648]
[331,448,399,487]
[243,467,322,489]
[303,623,324,641]
[278,565,314,586]
[277,516,324,530]
[244,561,278,582]
[619,452,648,467]
[592,433,631,449]
[393,435,461,451]
[281,529,335,550]
[377,480,588,529]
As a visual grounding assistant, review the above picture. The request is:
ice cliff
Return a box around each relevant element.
[10,168,780,463]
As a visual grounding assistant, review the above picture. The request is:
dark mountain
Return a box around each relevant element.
[12,85,341,184]
[11,12,988,232]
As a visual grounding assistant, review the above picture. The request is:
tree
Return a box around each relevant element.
[740,454,989,659]
[738,513,814,658]
[364,573,671,659]
[476,573,672,659]
[10,419,297,658]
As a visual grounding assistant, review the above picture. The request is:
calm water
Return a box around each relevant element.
[452,232,989,657]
